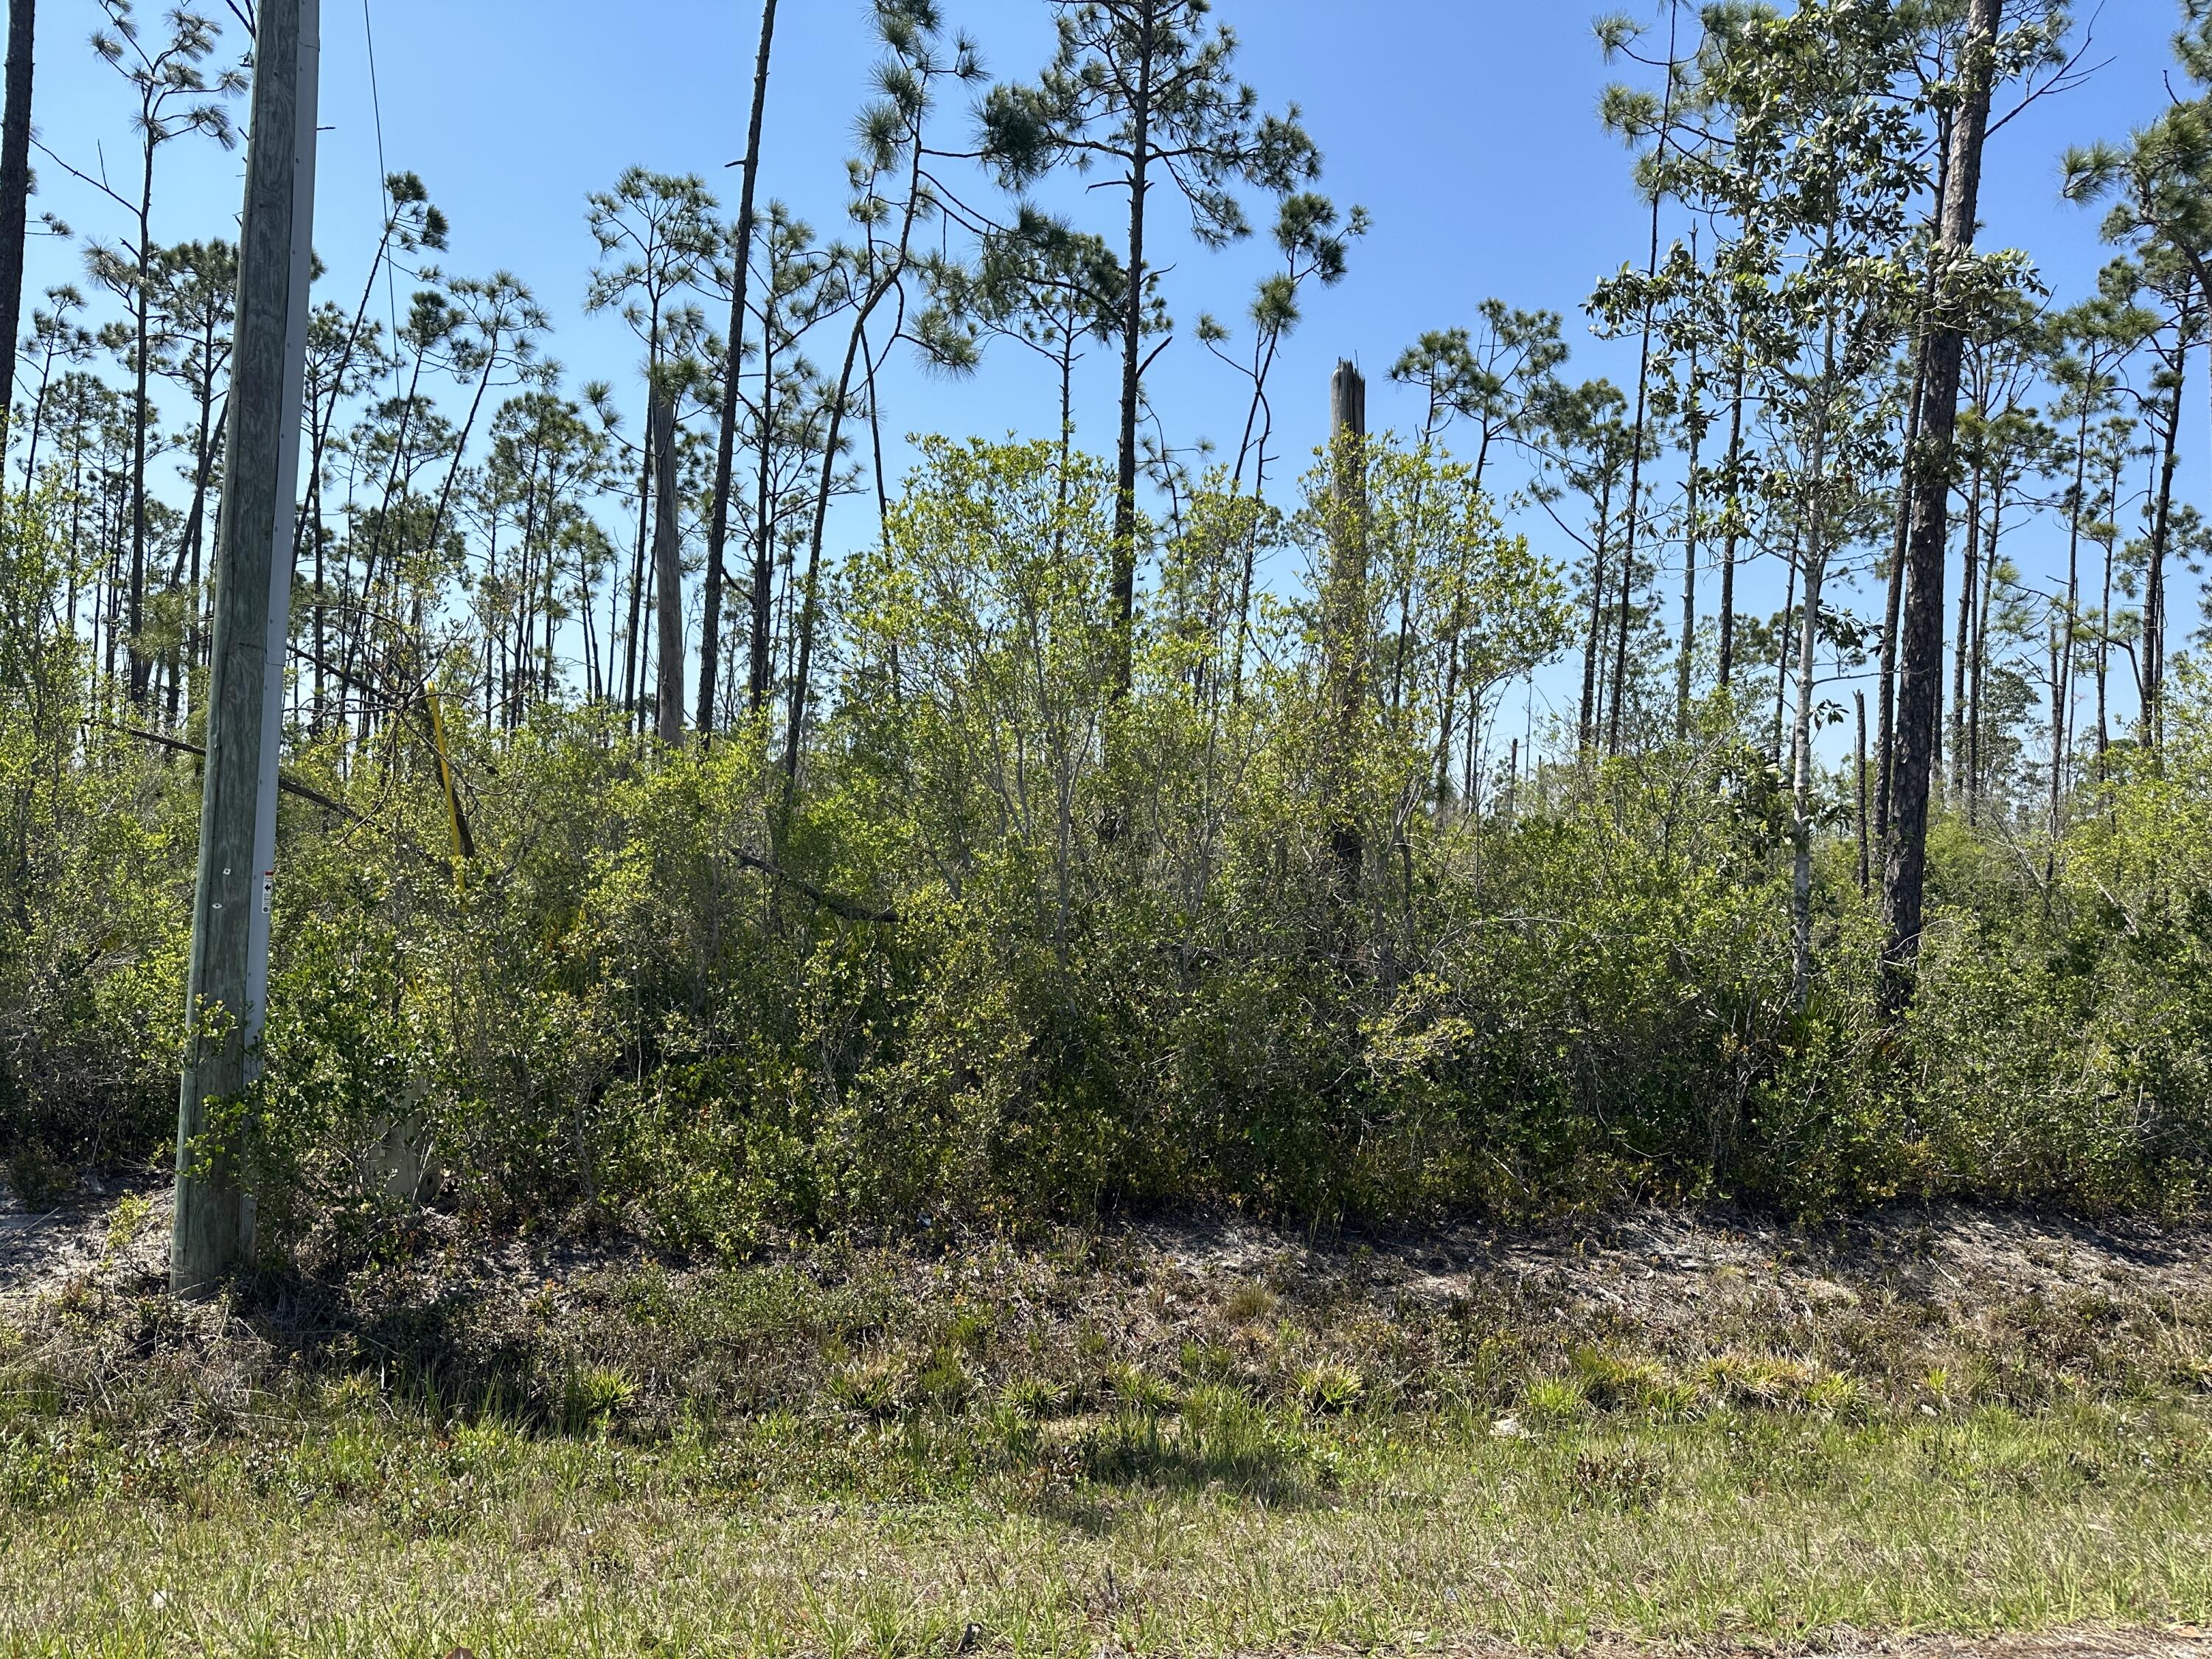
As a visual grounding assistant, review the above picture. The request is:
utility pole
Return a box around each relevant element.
[0,0,35,435]
[173,0,319,1295]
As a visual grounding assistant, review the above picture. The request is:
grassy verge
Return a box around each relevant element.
[4,1204,2212,1655]
[5,1398,2212,1655]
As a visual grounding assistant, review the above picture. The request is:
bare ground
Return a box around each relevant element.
[6,1161,2212,1349]
[0,1166,170,1311]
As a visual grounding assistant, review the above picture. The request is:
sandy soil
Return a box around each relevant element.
[7,1162,2210,1352]
[0,1167,170,1310]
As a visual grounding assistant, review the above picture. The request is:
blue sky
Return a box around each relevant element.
[24,0,2209,741]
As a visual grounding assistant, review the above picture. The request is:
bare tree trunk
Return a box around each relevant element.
[1323,361,1368,889]
[651,391,684,746]
[2143,353,2185,751]
[2052,405,2090,835]
[1875,333,1930,847]
[1107,3,1157,700]
[1884,0,2000,1009]
[1677,346,1700,738]
[1969,483,2003,824]
[1579,472,1612,750]
[1950,465,1982,801]
[1855,689,1870,894]
[699,0,779,737]
[1716,361,1746,694]
[747,333,776,717]
[1791,540,1825,1012]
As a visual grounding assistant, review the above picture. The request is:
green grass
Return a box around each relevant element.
[3,1395,2211,1655]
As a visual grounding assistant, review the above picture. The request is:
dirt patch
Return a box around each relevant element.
[1846,1638,2211,1659]
[0,1170,168,1312]
[5,1175,2211,1426]
[10,1147,2208,1337]
[1117,1203,2212,1346]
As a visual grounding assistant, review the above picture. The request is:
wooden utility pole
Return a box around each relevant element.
[174,0,319,1295]
[1322,360,1367,888]
[651,389,684,746]
[0,0,34,435]
[1881,0,1998,1012]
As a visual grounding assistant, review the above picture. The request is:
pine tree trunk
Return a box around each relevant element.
[2143,352,2185,751]
[1323,361,1368,890]
[785,134,927,794]
[1874,333,1930,849]
[1882,0,2000,1008]
[2051,408,2090,838]
[1950,465,1982,801]
[1855,689,1871,894]
[1579,470,1612,751]
[699,0,779,737]
[1609,0,1680,759]
[651,391,684,747]
[1717,355,1745,689]
[1109,0,1156,698]
[1677,356,1700,738]
[625,307,663,734]
[2096,452,2119,776]
[1791,543,1825,1012]
[1969,484,2003,824]
[1610,495,1638,755]
[747,319,777,717]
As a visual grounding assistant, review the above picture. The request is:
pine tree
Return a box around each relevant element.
[78,2,240,706]
[1884,0,2003,1009]
[983,0,1318,692]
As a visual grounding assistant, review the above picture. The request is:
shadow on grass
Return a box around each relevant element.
[1069,1390,1330,1509]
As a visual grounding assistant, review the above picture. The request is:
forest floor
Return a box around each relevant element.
[3,1174,2212,1657]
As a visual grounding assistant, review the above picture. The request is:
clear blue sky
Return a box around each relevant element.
[22,0,2208,739]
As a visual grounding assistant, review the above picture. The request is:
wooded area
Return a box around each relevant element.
[3,0,2211,1273]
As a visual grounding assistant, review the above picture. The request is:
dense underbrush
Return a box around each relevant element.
[4,472,2211,1248]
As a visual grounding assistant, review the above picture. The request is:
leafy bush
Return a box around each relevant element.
[8,454,2212,1250]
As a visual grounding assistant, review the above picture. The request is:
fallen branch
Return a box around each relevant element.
[95,724,366,824]
[734,850,898,925]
